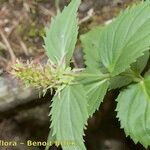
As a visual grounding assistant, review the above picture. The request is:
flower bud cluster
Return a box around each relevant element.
[11,60,76,92]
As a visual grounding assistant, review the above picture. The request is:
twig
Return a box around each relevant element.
[79,8,94,24]
[0,29,16,63]
[20,40,29,56]
[55,0,60,13]
[39,5,55,17]
[17,36,29,56]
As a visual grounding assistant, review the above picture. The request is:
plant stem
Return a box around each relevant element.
[120,69,144,83]
[55,0,60,13]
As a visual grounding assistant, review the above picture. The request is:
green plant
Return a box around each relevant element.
[12,0,150,149]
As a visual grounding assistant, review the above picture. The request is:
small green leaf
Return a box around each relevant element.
[109,75,132,90]
[79,70,109,116]
[131,51,149,73]
[98,1,150,76]
[44,0,80,65]
[50,84,88,150]
[116,75,150,148]
[85,78,109,116]
[110,51,149,90]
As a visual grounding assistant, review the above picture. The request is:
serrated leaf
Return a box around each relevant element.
[44,0,80,65]
[79,70,109,116]
[85,78,109,116]
[110,51,149,90]
[50,84,88,150]
[45,129,56,150]
[131,51,149,73]
[80,26,103,73]
[109,75,132,90]
[116,75,150,148]
[98,1,150,76]
[109,51,149,90]
[81,25,149,90]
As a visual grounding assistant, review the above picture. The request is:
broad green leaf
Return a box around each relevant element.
[85,78,109,116]
[81,25,149,90]
[80,26,104,73]
[116,75,150,148]
[110,51,149,89]
[109,75,132,90]
[44,0,80,65]
[109,51,149,90]
[50,84,88,150]
[98,1,150,76]
[131,51,149,73]
[45,129,56,150]
[79,70,109,116]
